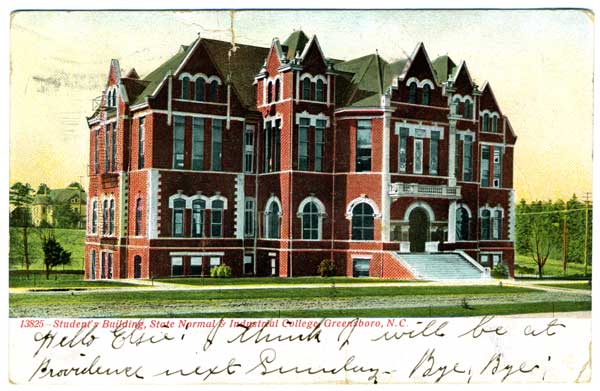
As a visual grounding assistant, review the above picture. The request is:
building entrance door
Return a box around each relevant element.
[409,207,429,252]
[134,256,142,279]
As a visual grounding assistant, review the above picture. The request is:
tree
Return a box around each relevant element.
[9,182,34,276]
[68,181,84,191]
[53,203,81,228]
[37,183,51,195]
[526,215,557,278]
[41,234,71,279]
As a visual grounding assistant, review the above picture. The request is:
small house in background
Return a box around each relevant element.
[31,186,87,228]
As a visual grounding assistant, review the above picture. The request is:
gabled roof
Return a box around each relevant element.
[282,30,309,59]
[33,188,86,205]
[431,55,457,84]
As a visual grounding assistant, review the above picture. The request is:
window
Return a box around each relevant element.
[135,198,142,236]
[171,256,183,276]
[413,138,423,174]
[138,117,145,169]
[274,79,281,102]
[173,116,185,169]
[273,120,281,171]
[479,254,490,268]
[265,200,280,239]
[356,120,372,172]
[195,78,205,101]
[91,201,97,234]
[109,199,115,235]
[107,252,113,279]
[492,210,502,240]
[264,121,271,172]
[181,76,190,99]
[172,198,185,237]
[315,79,324,102]
[492,116,498,133]
[298,118,309,171]
[301,201,320,240]
[211,200,224,238]
[102,199,108,235]
[101,252,106,278]
[464,100,473,119]
[430,131,439,175]
[267,81,273,104]
[315,120,325,172]
[191,199,205,237]
[408,82,417,103]
[243,255,253,275]
[190,256,202,275]
[210,257,221,268]
[493,148,502,187]
[94,129,99,174]
[111,123,117,171]
[211,119,222,171]
[463,135,473,181]
[353,258,370,277]
[421,84,430,105]
[351,202,374,241]
[89,250,96,280]
[209,80,219,101]
[456,206,470,241]
[244,198,255,237]
[481,145,490,187]
[398,127,408,172]
[302,77,311,100]
[453,97,461,116]
[192,117,204,170]
[482,113,489,132]
[104,125,110,172]
[480,209,491,240]
[244,125,254,173]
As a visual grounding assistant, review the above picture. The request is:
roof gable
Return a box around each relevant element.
[480,81,502,114]
[399,42,437,86]
[452,61,475,93]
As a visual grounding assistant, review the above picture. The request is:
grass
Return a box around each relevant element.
[9,227,85,271]
[538,282,592,291]
[153,276,422,286]
[140,301,592,318]
[10,285,533,307]
[514,254,592,277]
[9,271,136,289]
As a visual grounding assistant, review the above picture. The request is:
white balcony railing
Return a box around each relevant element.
[389,182,461,199]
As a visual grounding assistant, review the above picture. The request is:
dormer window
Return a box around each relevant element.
[195,78,205,101]
[315,79,324,102]
[464,100,473,119]
[408,82,417,103]
[302,77,311,100]
[181,76,190,99]
[482,113,489,132]
[421,84,430,105]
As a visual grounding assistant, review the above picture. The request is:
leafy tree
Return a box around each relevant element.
[53,204,81,228]
[526,215,557,278]
[37,183,51,195]
[317,259,336,277]
[41,233,71,279]
[9,182,34,276]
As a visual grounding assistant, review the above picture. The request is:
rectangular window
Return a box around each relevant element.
[273,119,281,171]
[264,121,271,172]
[211,208,223,238]
[89,252,96,280]
[481,145,490,187]
[192,117,204,170]
[138,117,145,169]
[243,255,253,275]
[211,119,222,171]
[463,135,473,181]
[244,198,255,237]
[244,124,254,173]
[173,209,184,237]
[480,254,490,268]
[171,256,183,276]
[109,199,115,235]
[356,120,372,172]
[107,252,113,279]
[398,127,408,172]
[104,125,110,172]
[493,148,502,188]
[430,131,439,175]
[190,256,202,276]
[91,201,97,234]
[111,123,117,171]
[94,129,99,174]
[298,118,309,171]
[101,252,106,278]
[210,257,221,268]
[271,258,277,276]
[413,138,423,174]
[173,116,185,169]
[315,119,325,172]
[353,258,370,278]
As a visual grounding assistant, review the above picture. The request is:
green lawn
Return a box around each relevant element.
[153,276,422,286]
[9,227,85,271]
[514,254,592,277]
[539,282,592,291]
[9,271,136,289]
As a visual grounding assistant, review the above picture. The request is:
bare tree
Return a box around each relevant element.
[527,217,555,278]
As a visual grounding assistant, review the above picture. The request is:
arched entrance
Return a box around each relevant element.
[409,207,430,252]
[133,255,142,279]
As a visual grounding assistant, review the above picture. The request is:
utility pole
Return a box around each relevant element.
[582,192,592,276]
[562,200,567,275]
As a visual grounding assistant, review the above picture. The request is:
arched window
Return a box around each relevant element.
[463,100,472,119]
[191,199,206,237]
[421,84,430,105]
[300,200,322,240]
[102,199,108,235]
[265,199,281,239]
[492,116,498,133]
[492,210,502,240]
[480,209,491,240]
[181,76,190,99]
[274,79,281,102]
[89,250,96,280]
[135,198,143,236]
[456,206,470,241]
[352,202,374,241]
[315,79,324,102]
[195,78,205,101]
[482,113,489,132]
[302,77,311,100]
[267,81,273,103]
[209,80,219,101]
[453,97,461,116]
[172,198,186,237]
[112,90,117,107]
[210,200,224,238]
[408,82,418,103]
[109,199,115,235]
[91,200,97,234]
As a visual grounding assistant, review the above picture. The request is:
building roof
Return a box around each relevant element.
[431,55,457,84]
[33,188,86,206]
[282,30,310,59]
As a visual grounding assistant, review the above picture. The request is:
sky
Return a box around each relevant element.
[8,9,594,201]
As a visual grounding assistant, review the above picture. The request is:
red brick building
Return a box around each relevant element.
[85,31,517,280]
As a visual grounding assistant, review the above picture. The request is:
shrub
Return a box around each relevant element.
[317,259,336,277]
[210,264,232,278]
[491,262,509,279]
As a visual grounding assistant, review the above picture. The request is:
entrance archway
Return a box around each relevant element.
[409,207,430,252]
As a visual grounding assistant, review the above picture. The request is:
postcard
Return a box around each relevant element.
[6,6,595,388]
